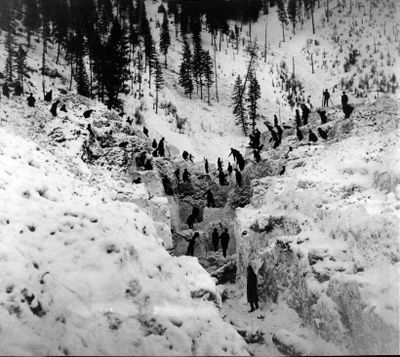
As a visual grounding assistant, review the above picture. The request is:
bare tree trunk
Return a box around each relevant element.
[214,45,219,102]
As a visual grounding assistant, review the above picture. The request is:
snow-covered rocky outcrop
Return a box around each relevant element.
[0,109,248,355]
[235,97,399,355]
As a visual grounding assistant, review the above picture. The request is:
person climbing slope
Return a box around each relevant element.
[247,265,259,312]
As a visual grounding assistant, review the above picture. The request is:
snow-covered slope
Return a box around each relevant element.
[0,123,248,355]
[234,97,399,354]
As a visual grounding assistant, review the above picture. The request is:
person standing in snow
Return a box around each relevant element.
[182,150,189,161]
[295,108,301,127]
[247,265,259,312]
[186,232,199,256]
[152,139,158,149]
[218,168,227,186]
[186,212,196,230]
[217,157,223,171]
[204,189,216,208]
[44,90,52,102]
[27,93,36,107]
[143,126,149,137]
[158,137,165,157]
[323,89,331,107]
[189,154,194,162]
[227,162,233,177]
[204,158,209,174]
[182,168,190,183]
[14,82,23,96]
[211,227,220,252]
[50,100,60,117]
[220,227,230,258]
[341,91,349,109]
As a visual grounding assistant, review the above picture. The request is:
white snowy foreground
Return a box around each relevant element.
[0,125,247,355]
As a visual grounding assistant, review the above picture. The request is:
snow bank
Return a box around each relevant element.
[0,128,247,355]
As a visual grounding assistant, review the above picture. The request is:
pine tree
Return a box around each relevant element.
[159,11,171,67]
[104,19,130,109]
[232,75,248,136]
[247,71,261,133]
[287,0,297,34]
[192,38,204,99]
[154,57,164,114]
[276,0,288,42]
[15,45,28,92]
[52,0,69,64]
[179,41,193,98]
[202,50,214,104]
[75,54,90,97]
[4,30,16,82]
[304,0,315,34]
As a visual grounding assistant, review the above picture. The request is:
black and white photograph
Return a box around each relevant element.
[0,0,398,355]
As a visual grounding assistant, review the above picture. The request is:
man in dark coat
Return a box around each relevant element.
[211,228,220,252]
[152,139,158,149]
[227,163,233,177]
[27,93,36,107]
[218,169,227,186]
[182,150,189,161]
[186,232,199,256]
[237,153,245,171]
[220,228,230,258]
[235,168,242,187]
[229,148,240,162]
[143,126,149,137]
[44,90,52,102]
[204,189,216,208]
[341,91,348,109]
[204,158,209,174]
[158,137,165,157]
[247,265,259,312]
[182,168,190,183]
[50,100,60,117]
[217,157,223,171]
[186,212,196,230]
[295,109,301,127]
[301,103,310,125]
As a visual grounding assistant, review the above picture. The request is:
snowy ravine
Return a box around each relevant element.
[234,97,400,355]
[0,106,248,355]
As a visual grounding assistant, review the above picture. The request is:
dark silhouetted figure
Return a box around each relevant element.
[152,148,158,157]
[186,213,196,230]
[174,168,180,183]
[186,232,199,256]
[2,83,10,98]
[343,104,354,119]
[158,137,165,157]
[204,158,209,174]
[228,163,233,176]
[14,82,23,96]
[253,149,261,163]
[265,122,280,148]
[279,166,286,175]
[301,104,310,125]
[218,169,227,186]
[235,169,242,187]
[274,114,278,127]
[162,175,174,195]
[143,127,149,137]
[237,153,245,171]
[317,110,327,124]
[126,117,133,125]
[275,124,283,142]
[182,168,190,182]
[295,109,301,127]
[205,189,216,208]
[27,93,36,107]
[60,104,67,112]
[152,139,158,149]
[182,150,189,161]
[323,89,330,107]
[189,154,194,162]
[211,228,219,252]
[220,228,230,258]
[309,129,318,142]
[50,100,60,117]
[247,265,259,312]
[229,148,240,162]
[83,109,94,118]
[217,157,223,171]
[118,111,125,117]
[44,90,52,102]
[318,127,328,140]
[144,155,153,170]
[341,91,348,108]
[296,127,303,141]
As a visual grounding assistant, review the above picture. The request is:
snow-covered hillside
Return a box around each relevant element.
[234,97,400,354]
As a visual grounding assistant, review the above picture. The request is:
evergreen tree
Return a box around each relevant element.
[52,0,69,64]
[179,41,194,98]
[15,45,28,92]
[247,71,261,133]
[287,0,297,34]
[232,75,248,136]
[135,48,144,93]
[154,57,164,114]
[4,30,16,82]
[104,19,130,108]
[159,11,171,67]
[75,54,90,97]
[202,50,214,104]
[192,38,204,98]
[276,0,288,42]
[23,0,40,47]
[304,0,315,34]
